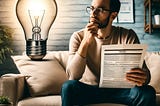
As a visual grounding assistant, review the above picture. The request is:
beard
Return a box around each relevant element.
[89,14,111,29]
[98,15,110,29]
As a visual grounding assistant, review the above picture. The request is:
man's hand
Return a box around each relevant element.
[77,22,98,58]
[83,22,99,45]
[126,68,147,86]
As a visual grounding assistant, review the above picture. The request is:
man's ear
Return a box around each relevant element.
[110,12,118,21]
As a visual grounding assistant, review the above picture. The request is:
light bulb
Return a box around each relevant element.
[16,0,57,60]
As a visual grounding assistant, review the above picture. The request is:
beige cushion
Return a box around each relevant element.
[145,52,160,93]
[11,52,68,96]
[48,51,69,69]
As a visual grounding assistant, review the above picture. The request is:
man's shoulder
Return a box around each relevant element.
[112,26,139,43]
[70,29,85,42]
[113,26,134,32]
[73,28,85,35]
[71,29,85,38]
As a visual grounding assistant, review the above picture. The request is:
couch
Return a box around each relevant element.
[1,51,160,106]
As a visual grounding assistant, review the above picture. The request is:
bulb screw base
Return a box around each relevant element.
[26,40,46,60]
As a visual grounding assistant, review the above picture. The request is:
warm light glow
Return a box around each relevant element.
[28,0,45,11]
[16,0,57,60]
[16,0,57,40]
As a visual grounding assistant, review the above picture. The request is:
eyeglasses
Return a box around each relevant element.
[86,6,112,14]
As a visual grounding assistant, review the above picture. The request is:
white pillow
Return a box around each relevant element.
[11,53,68,96]
[145,52,160,93]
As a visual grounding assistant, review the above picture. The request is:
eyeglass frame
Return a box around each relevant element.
[86,6,113,14]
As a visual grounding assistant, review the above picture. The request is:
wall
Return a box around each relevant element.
[0,0,160,75]
[117,0,160,51]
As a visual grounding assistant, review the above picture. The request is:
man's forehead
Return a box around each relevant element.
[91,0,110,8]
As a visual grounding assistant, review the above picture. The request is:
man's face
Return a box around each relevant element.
[90,0,111,28]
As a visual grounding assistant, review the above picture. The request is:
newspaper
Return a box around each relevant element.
[99,44,147,88]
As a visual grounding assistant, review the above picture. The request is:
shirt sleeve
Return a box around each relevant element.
[66,31,86,80]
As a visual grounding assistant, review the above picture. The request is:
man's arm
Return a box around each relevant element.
[66,32,87,80]
[66,22,98,80]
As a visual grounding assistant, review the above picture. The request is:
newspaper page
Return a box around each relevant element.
[99,44,147,88]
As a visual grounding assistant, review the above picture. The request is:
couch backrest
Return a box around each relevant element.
[47,51,69,70]
[144,51,160,93]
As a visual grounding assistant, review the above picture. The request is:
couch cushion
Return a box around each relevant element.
[17,94,160,106]
[18,95,61,106]
[18,95,126,106]
[145,52,160,93]
[11,53,68,96]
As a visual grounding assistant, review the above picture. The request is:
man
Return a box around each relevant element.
[61,0,156,106]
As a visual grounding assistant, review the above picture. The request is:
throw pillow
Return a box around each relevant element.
[11,53,68,97]
[145,52,160,93]
[48,51,69,69]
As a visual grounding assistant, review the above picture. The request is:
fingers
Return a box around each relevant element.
[126,69,147,86]
[83,22,98,45]
[86,22,98,34]
[126,69,146,79]
[126,76,145,86]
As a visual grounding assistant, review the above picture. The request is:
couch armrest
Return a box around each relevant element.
[0,74,25,106]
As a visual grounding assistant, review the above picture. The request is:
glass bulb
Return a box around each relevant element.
[16,0,57,60]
